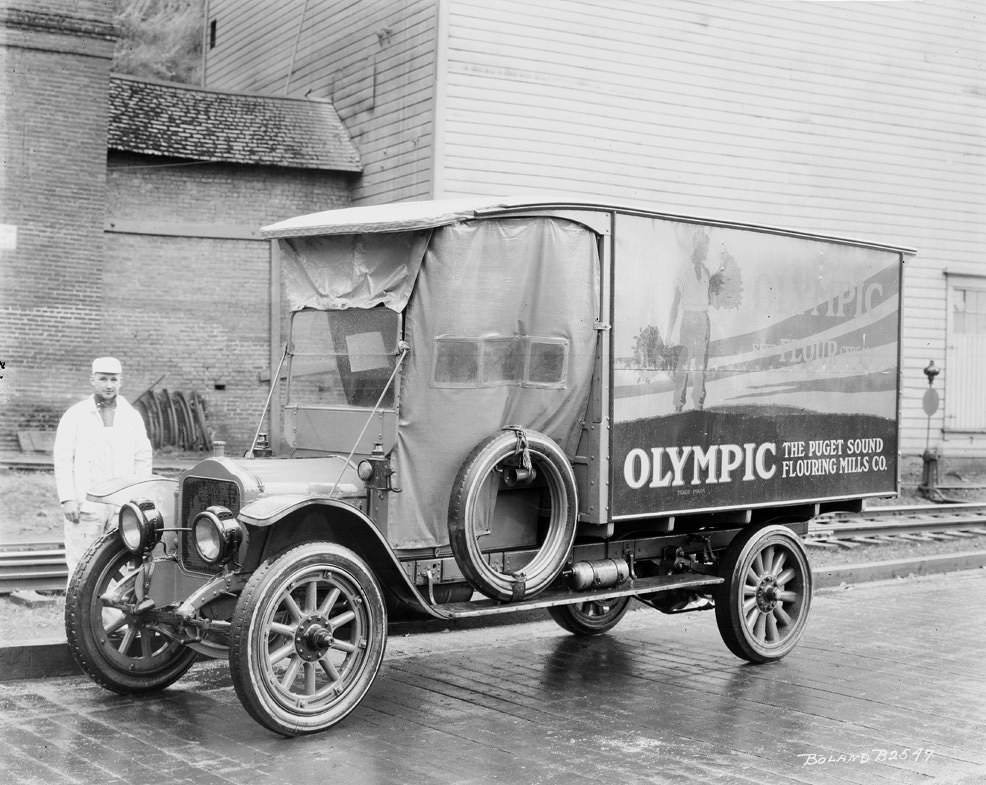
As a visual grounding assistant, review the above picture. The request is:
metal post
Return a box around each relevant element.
[918,360,944,501]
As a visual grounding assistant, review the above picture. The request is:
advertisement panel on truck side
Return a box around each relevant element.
[611,214,901,518]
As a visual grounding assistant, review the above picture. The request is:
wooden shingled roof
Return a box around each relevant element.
[107,75,362,172]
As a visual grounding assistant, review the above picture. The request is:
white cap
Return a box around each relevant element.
[91,357,122,374]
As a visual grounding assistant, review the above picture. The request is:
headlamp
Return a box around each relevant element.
[192,506,243,565]
[118,499,164,554]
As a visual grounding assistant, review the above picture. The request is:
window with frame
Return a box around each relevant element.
[288,307,400,407]
[433,336,569,389]
[953,286,986,335]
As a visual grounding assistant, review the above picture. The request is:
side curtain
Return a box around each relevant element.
[388,217,600,550]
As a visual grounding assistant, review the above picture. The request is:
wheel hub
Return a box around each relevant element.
[295,616,332,662]
[756,576,779,611]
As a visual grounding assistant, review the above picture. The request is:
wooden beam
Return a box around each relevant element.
[104,220,261,240]
[269,240,282,448]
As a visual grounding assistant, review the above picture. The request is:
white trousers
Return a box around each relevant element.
[64,505,115,584]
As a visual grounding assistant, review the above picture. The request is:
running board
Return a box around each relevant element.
[434,573,724,619]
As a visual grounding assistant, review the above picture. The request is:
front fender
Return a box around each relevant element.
[86,475,178,526]
[239,495,450,620]
[237,493,326,526]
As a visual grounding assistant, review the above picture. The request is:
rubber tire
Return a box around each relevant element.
[65,531,197,694]
[715,523,813,663]
[229,543,387,736]
[448,429,578,602]
[548,596,632,636]
[139,391,162,448]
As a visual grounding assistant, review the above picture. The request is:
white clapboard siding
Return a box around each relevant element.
[434,0,985,457]
[438,2,980,229]
[203,0,985,457]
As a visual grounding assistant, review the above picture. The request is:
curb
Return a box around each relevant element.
[813,550,986,589]
[4,550,985,683]
[1,642,79,680]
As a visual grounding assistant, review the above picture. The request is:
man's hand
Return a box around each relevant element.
[62,500,80,523]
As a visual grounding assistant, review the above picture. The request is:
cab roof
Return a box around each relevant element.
[260,194,915,254]
[260,195,603,238]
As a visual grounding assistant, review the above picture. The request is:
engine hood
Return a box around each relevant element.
[181,455,363,505]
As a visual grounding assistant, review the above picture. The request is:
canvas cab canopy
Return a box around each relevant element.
[262,197,606,550]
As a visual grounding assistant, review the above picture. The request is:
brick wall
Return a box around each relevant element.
[0,5,115,447]
[0,8,355,457]
[103,154,353,454]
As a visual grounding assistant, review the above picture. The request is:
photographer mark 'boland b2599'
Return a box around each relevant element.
[64,196,911,736]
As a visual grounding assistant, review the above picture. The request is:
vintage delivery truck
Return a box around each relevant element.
[66,196,909,735]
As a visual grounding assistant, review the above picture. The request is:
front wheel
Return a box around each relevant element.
[548,596,632,636]
[65,532,197,693]
[229,543,387,736]
[715,524,813,663]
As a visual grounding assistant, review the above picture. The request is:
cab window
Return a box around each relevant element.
[289,307,400,407]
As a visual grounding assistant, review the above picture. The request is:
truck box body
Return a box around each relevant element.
[610,211,902,520]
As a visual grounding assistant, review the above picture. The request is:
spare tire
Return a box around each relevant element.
[448,428,578,602]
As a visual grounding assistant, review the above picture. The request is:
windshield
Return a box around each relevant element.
[288,307,401,407]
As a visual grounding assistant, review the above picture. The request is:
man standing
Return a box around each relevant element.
[54,357,152,579]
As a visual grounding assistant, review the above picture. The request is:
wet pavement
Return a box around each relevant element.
[1,571,984,785]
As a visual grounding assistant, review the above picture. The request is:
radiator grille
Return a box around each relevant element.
[180,477,241,573]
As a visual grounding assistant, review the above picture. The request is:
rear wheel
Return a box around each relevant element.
[65,532,196,693]
[229,543,387,736]
[715,524,812,663]
[548,596,632,636]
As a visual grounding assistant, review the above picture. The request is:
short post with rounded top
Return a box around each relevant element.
[919,361,942,499]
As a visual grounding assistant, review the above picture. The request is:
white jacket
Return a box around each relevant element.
[54,395,153,510]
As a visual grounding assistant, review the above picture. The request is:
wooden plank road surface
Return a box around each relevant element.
[1,571,984,785]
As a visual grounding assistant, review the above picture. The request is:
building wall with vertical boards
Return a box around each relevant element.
[204,0,439,204]
[204,0,985,460]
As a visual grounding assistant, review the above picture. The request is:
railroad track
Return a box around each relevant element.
[3,503,985,594]
[0,543,69,593]
[807,502,986,547]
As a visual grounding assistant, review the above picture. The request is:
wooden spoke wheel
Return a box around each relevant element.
[715,524,813,663]
[548,596,632,636]
[229,543,387,736]
[65,533,196,693]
